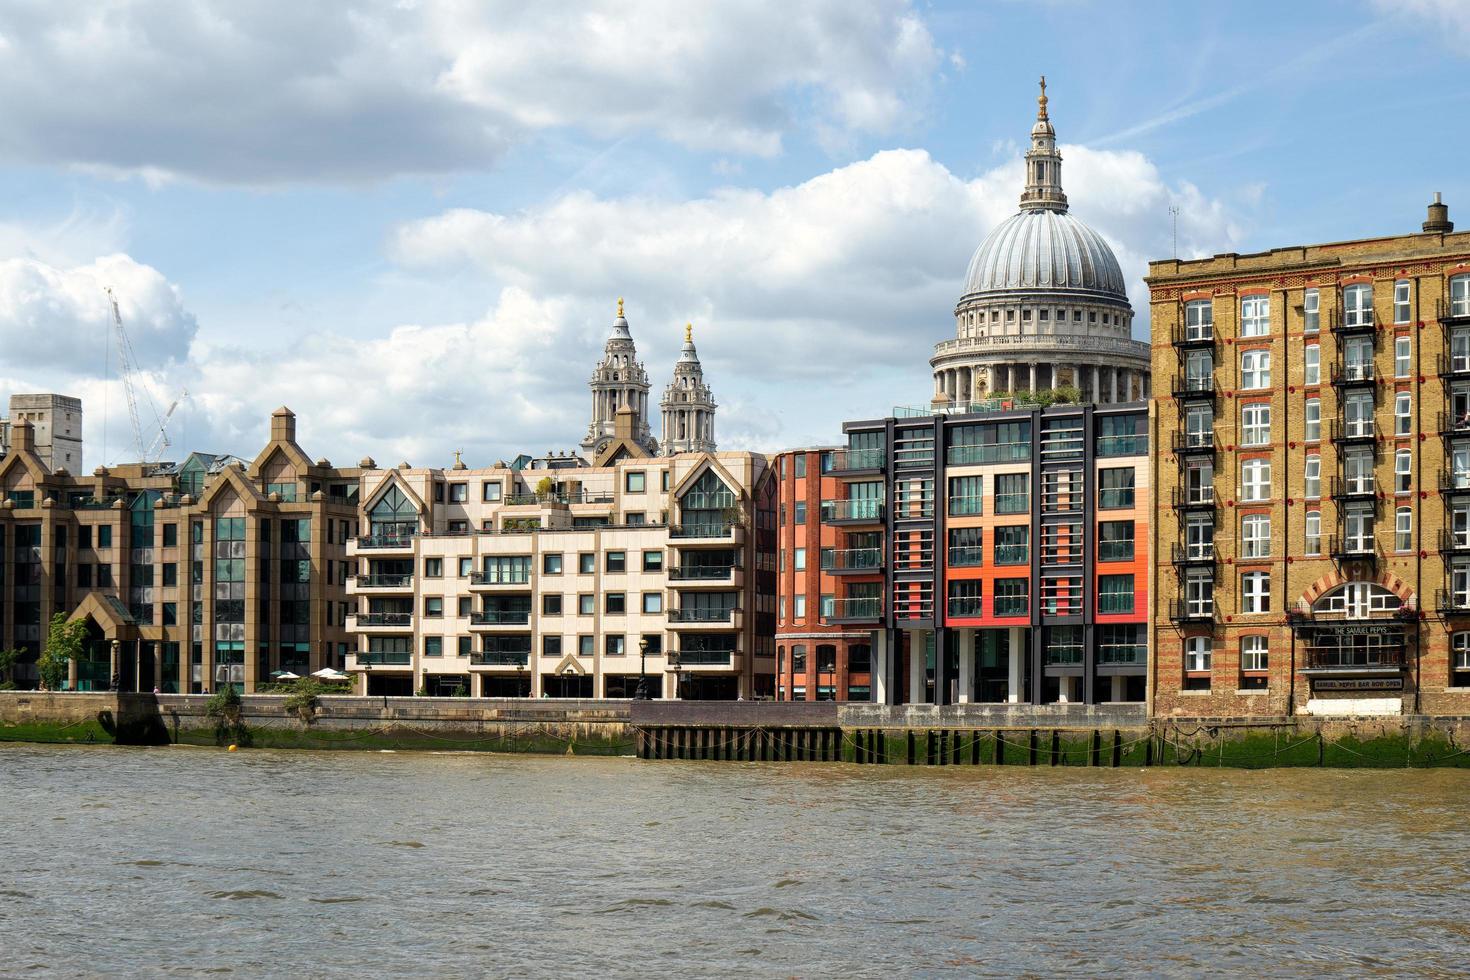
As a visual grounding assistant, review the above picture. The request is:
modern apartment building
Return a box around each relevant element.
[0,407,358,692]
[772,447,876,701]
[345,443,774,699]
[792,400,1149,705]
[1148,195,1470,717]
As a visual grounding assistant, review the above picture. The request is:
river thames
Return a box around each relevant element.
[2,745,1467,978]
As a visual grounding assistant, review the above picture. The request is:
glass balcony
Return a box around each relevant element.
[669,523,735,539]
[1098,645,1147,666]
[469,610,531,626]
[947,595,984,617]
[828,448,886,474]
[825,500,884,524]
[470,651,530,667]
[828,597,882,622]
[947,546,983,568]
[356,650,411,666]
[351,574,413,589]
[667,607,736,624]
[353,612,412,627]
[821,548,882,572]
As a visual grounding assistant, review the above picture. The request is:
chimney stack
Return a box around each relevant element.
[1424,192,1454,234]
[270,406,297,443]
[12,418,34,453]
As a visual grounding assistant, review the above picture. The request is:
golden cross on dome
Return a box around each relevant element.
[617,297,624,317]
[685,323,692,343]
[1038,75,1048,120]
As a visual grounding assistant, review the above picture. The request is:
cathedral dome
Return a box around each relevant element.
[961,208,1126,300]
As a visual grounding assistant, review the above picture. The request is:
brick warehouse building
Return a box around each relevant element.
[1148,195,1470,718]
[779,401,1148,704]
[773,447,876,701]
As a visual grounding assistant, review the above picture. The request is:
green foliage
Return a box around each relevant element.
[0,647,22,686]
[206,684,242,718]
[282,678,326,716]
[37,615,88,691]
[984,385,1083,408]
[534,476,555,498]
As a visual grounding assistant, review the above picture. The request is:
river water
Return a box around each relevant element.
[2,746,1468,978]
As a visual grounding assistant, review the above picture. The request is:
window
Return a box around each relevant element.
[578,594,595,615]
[1304,454,1321,499]
[794,595,806,618]
[1099,468,1135,509]
[1455,632,1470,672]
[1185,299,1213,340]
[1304,398,1321,441]
[1240,349,1272,390]
[425,596,443,618]
[1396,507,1413,552]
[544,553,563,575]
[994,525,1029,565]
[1395,335,1411,377]
[424,636,442,658]
[543,594,563,615]
[1395,392,1412,436]
[98,525,112,549]
[1394,280,1411,324]
[1098,575,1134,614]
[1241,571,1271,614]
[482,481,502,502]
[162,523,178,548]
[457,596,471,617]
[457,557,473,578]
[605,635,625,657]
[820,594,835,618]
[1240,295,1270,337]
[1241,636,1268,673]
[1305,510,1322,555]
[1098,521,1134,562]
[642,592,663,614]
[1303,288,1320,332]
[642,550,663,571]
[424,558,443,578]
[449,483,468,503]
[1304,344,1320,385]
[1184,405,1213,448]
[642,634,662,656]
[625,512,645,526]
[1185,636,1212,673]
[1395,449,1412,493]
[794,547,806,571]
[1241,459,1272,501]
[625,471,646,493]
[579,553,595,574]
[1185,515,1213,560]
[994,578,1028,616]
[578,635,595,657]
[1344,283,1374,326]
[1345,392,1375,437]
[605,551,626,573]
[1453,274,1470,317]
[1241,403,1271,446]
[1184,349,1213,391]
[794,501,807,524]
[994,473,1029,513]
[605,593,626,614]
[1241,514,1270,558]
[948,476,983,516]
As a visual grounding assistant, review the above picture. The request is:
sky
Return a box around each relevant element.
[1,0,1467,469]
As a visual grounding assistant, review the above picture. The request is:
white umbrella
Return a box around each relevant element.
[311,667,348,680]
[272,670,301,681]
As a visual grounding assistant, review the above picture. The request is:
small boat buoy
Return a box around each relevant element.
[228,744,238,752]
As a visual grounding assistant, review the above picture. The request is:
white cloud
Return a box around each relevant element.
[1373,0,1470,50]
[2,144,1247,465]
[0,1,940,184]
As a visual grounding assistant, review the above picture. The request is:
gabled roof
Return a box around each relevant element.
[196,463,266,509]
[361,469,427,517]
[592,437,650,468]
[671,452,747,503]
[69,592,139,637]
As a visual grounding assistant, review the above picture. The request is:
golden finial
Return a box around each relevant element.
[617,297,624,318]
[1038,75,1048,120]
[685,322,693,344]
[453,449,463,466]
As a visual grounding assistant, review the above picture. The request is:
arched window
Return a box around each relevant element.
[369,485,418,542]
[1311,582,1403,619]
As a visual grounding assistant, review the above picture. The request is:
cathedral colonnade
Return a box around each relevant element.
[931,359,1151,405]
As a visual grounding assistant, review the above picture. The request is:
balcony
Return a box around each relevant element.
[350,534,416,554]
[1329,419,1377,448]
[669,523,744,545]
[469,651,531,668]
[1439,411,1470,440]
[1327,535,1379,566]
[346,574,413,594]
[824,500,885,526]
[1438,353,1470,382]
[1440,530,1470,556]
[1439,297,1470,325]
[827,597,883,625]
[350,650,412,668]
[469,572,533,590]
[1098,645,1148,667]
[1171,377,1215,402]
[468,610,532,628]
[667,607,740,629]
[1170,324,1214,350]
[1302,647,1406,673]
[1438,589,1470,616]
[673,649,737,668]
[1170,542,1215,567]
[1329,477,1378,505]
[1440,471,1470,497]
[821,548,882,574]
[1330,363,1376,390]
[1171,431,1215,456]
[1330,309,1377,336]
[350,612,413,630]
[501,493,543,506]
[1170,487,1216,512]
[1168,599,1215,625]
[828,448,886,476]
[947,546,983,568]
[668,564,741,587]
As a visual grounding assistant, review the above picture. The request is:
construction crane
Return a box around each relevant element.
[143,388,188,462]
[105,287,176,464]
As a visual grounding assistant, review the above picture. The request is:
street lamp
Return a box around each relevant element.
[635,638,650,700]
[668,649,685,701]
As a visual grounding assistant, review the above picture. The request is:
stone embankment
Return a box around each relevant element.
[3,693,1469,768]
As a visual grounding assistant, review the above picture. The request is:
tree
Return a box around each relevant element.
[0,647,22,689]
[36,615,88,692]
[534,476,555,499]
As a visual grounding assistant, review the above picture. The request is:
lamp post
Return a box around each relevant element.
[109,639,120,693]
[635,638,650,700]
[668,649,684,701]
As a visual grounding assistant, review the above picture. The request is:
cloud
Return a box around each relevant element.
[0,0,940,184]
[3,144,1247,465]
[1373,0,1470,51]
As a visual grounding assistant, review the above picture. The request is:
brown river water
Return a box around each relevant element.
[1,744,1468,978]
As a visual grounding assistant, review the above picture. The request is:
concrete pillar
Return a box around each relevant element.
[957,629,974,703]
[1028,363,1037,393]
[873,631,890,705]
[1007,627,1024,703]
[1109,367,1119,403]
[907,631,926,705]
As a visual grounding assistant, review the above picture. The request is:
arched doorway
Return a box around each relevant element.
[1299,582,1411,676]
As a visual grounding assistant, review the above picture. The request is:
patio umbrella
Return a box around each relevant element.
[311,667,348,680]
[272,670,301,681]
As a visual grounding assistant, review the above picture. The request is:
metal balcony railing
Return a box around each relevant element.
[821,548,882,572]
[828,448,886,473]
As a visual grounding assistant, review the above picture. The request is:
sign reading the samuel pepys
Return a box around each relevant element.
[1313,678,1405,692]
[1311,624,1399,638]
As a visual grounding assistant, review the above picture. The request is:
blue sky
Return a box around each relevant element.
[1,0,1465,468]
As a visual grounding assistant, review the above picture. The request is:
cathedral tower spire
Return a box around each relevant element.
[582,298,658,458]
[1019,75,1068,213]
[660,323,717,456]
